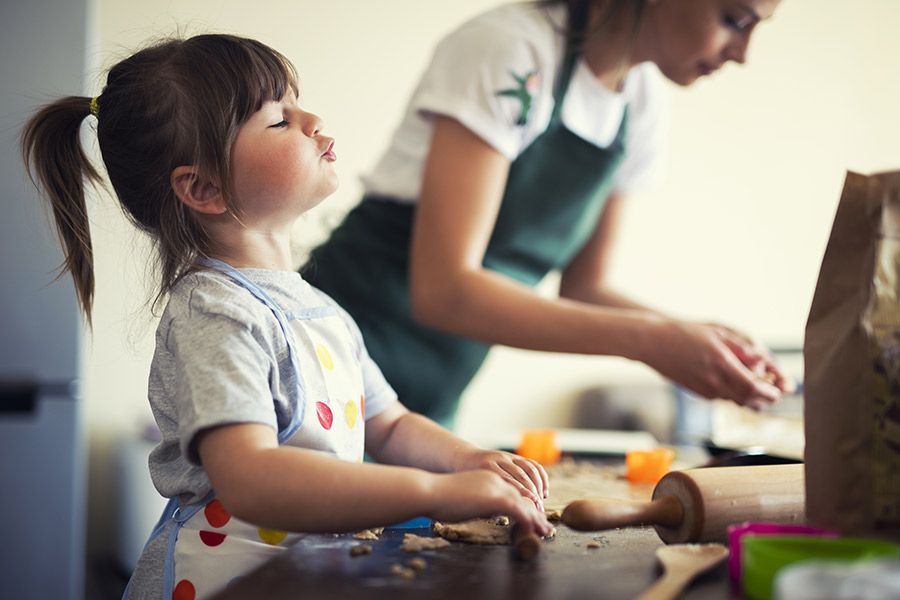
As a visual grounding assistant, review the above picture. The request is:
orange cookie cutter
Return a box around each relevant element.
[625,447,674,484]
[516,429,561,465]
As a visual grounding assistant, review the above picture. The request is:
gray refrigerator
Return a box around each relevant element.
[0,0,90,598]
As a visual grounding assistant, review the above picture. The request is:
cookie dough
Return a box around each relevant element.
[349,544,372,556]
[390,564,416,579]
[432,518,512,545]
[353,527,384,540]
[543,458,653,515]
[432,517,556,547]
[422,459,630,547]
[400,533,451,552]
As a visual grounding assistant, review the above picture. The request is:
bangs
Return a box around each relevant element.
[183,34,299,128]
[226,37,299,124]
[168,34,300,192]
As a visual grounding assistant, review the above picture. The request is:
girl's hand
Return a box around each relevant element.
[453,449,550,511]
[427,470,553,537]
[640,318,795,411]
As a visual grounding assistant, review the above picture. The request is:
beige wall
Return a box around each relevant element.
[83,0,900,559]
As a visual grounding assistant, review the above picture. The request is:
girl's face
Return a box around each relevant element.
[640,0,781,86]
[229,92,338,226]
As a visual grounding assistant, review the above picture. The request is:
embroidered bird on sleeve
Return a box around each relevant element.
[496,70,538,126]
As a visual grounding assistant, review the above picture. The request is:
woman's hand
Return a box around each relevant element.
[453,449,550,511]
[426,470,553,537]
[639,318,795,411]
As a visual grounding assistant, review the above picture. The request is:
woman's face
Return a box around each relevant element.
[640,0,781,86]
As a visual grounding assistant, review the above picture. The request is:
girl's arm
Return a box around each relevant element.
[409,116,789,409]
[364,401,549,508]
[197,422,552,535]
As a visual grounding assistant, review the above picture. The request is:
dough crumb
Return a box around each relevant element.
[495,516,510,526]
[407,557,427,570]
[353,527,384,540]
[349,544,372,556]
[390,563,416,579]
[586,541,600,549]
[400,533,451,552]
[433,519,510,545]
[432,519,556,546]
[545,508,563,521]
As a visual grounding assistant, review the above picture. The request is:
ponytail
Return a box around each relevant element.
[21,96,102,325]
[21,34,299,324]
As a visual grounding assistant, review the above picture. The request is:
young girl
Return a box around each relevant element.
[302,0,794,428]
[21,33,551,600]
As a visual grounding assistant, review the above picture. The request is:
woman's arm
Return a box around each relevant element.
[560,191,795,403]
[410,115,653,357]
[409,116,790,408]
[197,422,552,535]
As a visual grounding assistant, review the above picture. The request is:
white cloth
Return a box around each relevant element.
[362,2,668,202]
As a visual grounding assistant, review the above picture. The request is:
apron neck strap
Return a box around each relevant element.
[552,2,591,119]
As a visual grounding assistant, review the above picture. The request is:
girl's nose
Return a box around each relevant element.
[304,112,324,137]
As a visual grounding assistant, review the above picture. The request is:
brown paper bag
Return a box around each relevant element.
[804,170,900,539]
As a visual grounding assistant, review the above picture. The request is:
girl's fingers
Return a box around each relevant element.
[468,451,551,509]
[486,460,542,510]
[507,498,552,537]
[513,456,549,499]
[498,464,543,510]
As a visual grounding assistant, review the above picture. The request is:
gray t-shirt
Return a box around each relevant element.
[126,267,397,599]
[148,267,396,505]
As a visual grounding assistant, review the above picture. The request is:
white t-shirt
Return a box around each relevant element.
[362,2,668,203]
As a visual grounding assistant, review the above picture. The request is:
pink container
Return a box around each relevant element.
[727,522,839,581]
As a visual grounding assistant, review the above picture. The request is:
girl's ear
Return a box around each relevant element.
[171,166,226,214]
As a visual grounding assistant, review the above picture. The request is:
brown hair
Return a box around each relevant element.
[538,0,645,53]
[21,34,298,325]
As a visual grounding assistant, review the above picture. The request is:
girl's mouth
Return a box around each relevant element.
[322,139,336,162]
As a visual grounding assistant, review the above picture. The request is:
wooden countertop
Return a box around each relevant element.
[209,457,745,599]
[211,523,733,600]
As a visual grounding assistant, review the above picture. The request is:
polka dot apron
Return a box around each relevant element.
[147,259,366,600]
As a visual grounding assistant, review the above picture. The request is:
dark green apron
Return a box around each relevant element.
[302,16,628,428]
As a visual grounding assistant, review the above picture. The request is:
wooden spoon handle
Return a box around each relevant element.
[562,495,683,531]
[634,572,693,600]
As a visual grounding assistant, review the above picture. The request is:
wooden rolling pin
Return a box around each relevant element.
[511,524,542,560]
[562,464,805,543]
